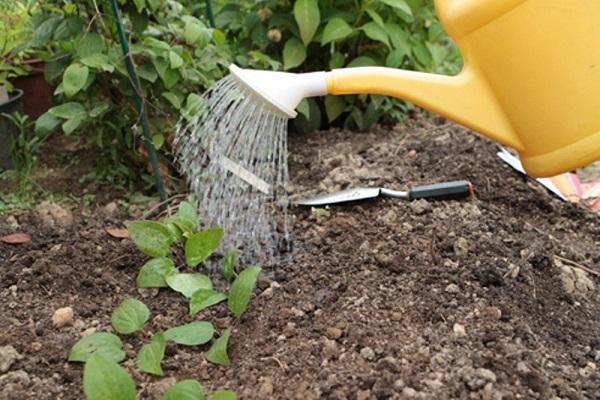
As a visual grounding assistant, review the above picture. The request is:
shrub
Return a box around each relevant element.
[212,0,463,132]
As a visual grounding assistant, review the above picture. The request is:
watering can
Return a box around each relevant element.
[230,0,600,177]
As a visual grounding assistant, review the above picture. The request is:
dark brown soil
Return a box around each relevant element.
[2,116,600,399]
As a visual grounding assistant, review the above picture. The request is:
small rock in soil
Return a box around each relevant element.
[147,377,176,400]
[402,387,418,397]
[410,199,430,215]
[356,389,372,400]
[445,283,460,294]
[102,202,118,216]
[6,215,20,230]
[453,237,471,256]
[36,201,73,228]
[453,323,467,337]
[52,307,74,328]
[325,327,342,340]
[0,345,23,373]
[360,347,375,361]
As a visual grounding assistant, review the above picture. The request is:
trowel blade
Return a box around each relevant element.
[296,187,381,206]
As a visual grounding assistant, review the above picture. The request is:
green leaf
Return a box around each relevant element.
[136,257,178,288]
[62,117,85,135]
[296,98,310,120]
[228,266,261,318]
[48,102,86,119]
[223,249,237,282]
[166,273,213,298]
[162,380,205,400]
[137,63,158,83]
[380,0,414,22]
[68,332,126,363]
[347,56,377,68]
[133,0,145,13]
[294,0,320,46]
[325,96,346,123]
[321,18,353,45]
[385,23,412,55]
[81,54,114,72]
[413,41,433,68]
[77,33,104,59]
[361,22,390,48]
[185,228,224,267]
[136,332,165,376]
[177,201,198,231]
[83,353,136,400]
[169,51,184,69]
[365,7,384,27]
[329,52,345,69]
[386,48,406,68]
[282,38,306,71]
[205,328,231,366]
[126,220,175,258]
[35,112,60,135]
[164,321,214,346]
[162,92,181,109]
[189,289,228,315]
[209,390,237,400]
[63,63,89,97]
[111,298,150,335]
[89,102,110,118]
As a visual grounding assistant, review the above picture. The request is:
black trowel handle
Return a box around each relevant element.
[408,180,473,200]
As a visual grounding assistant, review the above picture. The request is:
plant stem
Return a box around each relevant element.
[108,0,167,204]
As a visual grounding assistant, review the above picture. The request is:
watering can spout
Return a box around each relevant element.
[326,67,523,151]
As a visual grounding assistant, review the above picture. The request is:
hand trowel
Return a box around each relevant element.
[296,180,473,206]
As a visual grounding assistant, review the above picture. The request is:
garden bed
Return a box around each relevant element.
[1,117,600,399]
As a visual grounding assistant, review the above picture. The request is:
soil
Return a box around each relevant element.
[2,116,600,400]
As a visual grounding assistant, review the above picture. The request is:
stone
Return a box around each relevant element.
[402,387,417,397]
[0,345,23,373]
[360,347,375,361]
[476,368,497,383]
[103,202,118,216]
[325,327,343,340]
[6,215,19,229]
[356,389,371,400]
[52,307,74,328]
[445,283,460,294]
[453,237,471,256]
[453,323,467,337]
[410,199,431,215]
[36,201,73,228]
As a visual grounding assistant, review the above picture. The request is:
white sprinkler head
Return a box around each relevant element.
[229,64,328,119]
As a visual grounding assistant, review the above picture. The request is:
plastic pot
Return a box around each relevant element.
[12,59,52,119]
[0,89,24,170]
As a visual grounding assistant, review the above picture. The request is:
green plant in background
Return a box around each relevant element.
[212,0,462,132]
[24,0,232,187]
[1,111,50,190]
[67,201,260,399]
[0,0,37,94]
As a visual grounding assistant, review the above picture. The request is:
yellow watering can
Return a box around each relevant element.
[229,0,600,178]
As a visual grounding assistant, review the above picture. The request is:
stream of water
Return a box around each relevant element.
[174,75,290,260]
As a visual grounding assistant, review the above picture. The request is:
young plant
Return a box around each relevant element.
[68,201,260,399]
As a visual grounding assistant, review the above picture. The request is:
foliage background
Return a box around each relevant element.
[14,0,462,188]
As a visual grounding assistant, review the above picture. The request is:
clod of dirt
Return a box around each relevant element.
[453,237,471,256]
[52,307,74,328]
[444,283,460,294]
[257,377,274,399]
[322,337,339,360]
[36,202,73,228]
[0,345,23,373]
[360,347,375,361]
[6,216,19,230]
[102,202,118,216]
[146,377,176,400]
[410,199,430,215]
[325,327,342,340]
[0,370,30,397]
